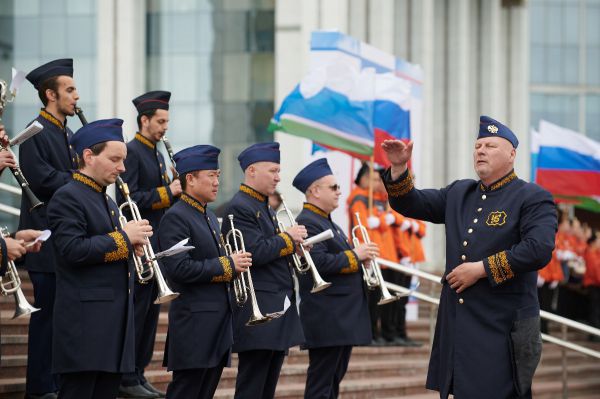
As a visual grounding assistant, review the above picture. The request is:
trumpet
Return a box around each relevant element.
[0,228,40,319]
[276,197,331,293]
[351,212,401,305]
[224,214,273,326]
[116,176,179,304]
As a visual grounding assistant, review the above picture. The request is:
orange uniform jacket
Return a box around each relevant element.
[347,186,398,264]
[583,246,600,287]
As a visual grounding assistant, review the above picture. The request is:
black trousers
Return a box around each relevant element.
[394,272,413,338]
[589,286,600,331]
[538,283,558,334]
[380,269,400,341]
[58,371,121,399]
[234,350,285,399]
[304,346,352,399]
[166,353,227,399]
[122,278,161,386]
[26,271,59,394]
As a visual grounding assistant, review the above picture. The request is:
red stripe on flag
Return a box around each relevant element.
[536,169,600,197]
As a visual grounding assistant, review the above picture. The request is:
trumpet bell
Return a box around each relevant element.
[246,314,272,326]
[310,280,331,293]
[377,293,401,305]
[12,289,40,319]
[154,289,179,305]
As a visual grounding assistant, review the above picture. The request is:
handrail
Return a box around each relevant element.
[377,258,600,357]
[0,182,22,216]
[0,202,20,216]
[0,182,22,196]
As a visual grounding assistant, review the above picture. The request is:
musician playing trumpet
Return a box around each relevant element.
[117,90,181,398]
[221,142,305,399]
[47,119,153,399]
[157,145,250,399]
[0,127,44,359]
[293,158,378,399]
[19,58,80,399]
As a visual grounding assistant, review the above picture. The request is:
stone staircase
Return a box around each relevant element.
[2,273,600,398]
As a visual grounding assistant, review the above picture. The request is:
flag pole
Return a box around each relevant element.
[368,155,374,215]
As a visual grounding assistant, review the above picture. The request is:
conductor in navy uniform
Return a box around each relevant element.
[157,145,251,399]
[381,116,558,399]
[20,58,80,399]
[47,119,153,399]
[293,158,377,399]
[118,90,181,399]
[221,142,305,399]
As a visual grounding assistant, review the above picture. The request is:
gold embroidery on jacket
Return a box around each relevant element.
[104,231,129,262]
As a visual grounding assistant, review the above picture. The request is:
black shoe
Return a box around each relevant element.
[370,337,387,346]
[142,381,166,398]
[24,394,58,399]
[402,337,423,347]
[389,337,410,347]
[118,384,159,398]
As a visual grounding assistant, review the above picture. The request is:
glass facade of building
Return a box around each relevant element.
[0,0,97,229]
[146,0,275,205]
[530,0,600,140]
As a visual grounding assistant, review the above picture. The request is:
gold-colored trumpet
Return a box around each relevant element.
[276,197,331,293]
[0,228,40,319]
[116,177,179,304]
[351,212,401,305]
[224,214,273,326]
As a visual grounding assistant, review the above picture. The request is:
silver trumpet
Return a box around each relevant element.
[224,214,273,326]
[116,177,179,304]
[351,212,401,305]
[0,228,40,319]
[276,197,332,293]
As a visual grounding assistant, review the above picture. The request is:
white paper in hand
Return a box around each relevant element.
[266,295,291,319]
[10,68,26,94]
[10,121,43,146]
[26,229,51,247]
[154,238,195,259]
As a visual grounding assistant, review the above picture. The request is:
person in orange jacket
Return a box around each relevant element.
[583,233,600,341]
[347,163,398,346]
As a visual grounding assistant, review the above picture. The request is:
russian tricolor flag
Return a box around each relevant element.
[373,73,411,167]
[536,120,600,197]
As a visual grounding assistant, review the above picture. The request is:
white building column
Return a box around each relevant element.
[508,4,530,178]
[96,0,145,136]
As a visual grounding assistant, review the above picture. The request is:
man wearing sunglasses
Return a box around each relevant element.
[293,158,379,399]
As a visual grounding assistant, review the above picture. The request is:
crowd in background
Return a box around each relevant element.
[538,213,600,339]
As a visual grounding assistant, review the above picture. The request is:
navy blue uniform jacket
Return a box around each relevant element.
[296,203,371,348]
[384,169,557,399]
[117,134,173,247]
[158,193,234,370]
[0,237,8,277]
[18,110,77,273]
[47,172,135,374]
[221,184,304,352]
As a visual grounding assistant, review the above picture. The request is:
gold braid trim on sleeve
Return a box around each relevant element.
[104,231,129,262]
[278,232,295,257]
[385,173,414,198]
[151,186,171,210]
[212,256,233,283]
[340,250,359,274]
[487,250,514,284]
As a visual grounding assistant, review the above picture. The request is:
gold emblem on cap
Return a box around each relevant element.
[488,125,499,134]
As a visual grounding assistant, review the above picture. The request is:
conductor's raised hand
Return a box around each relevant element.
[381,140,413,180]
